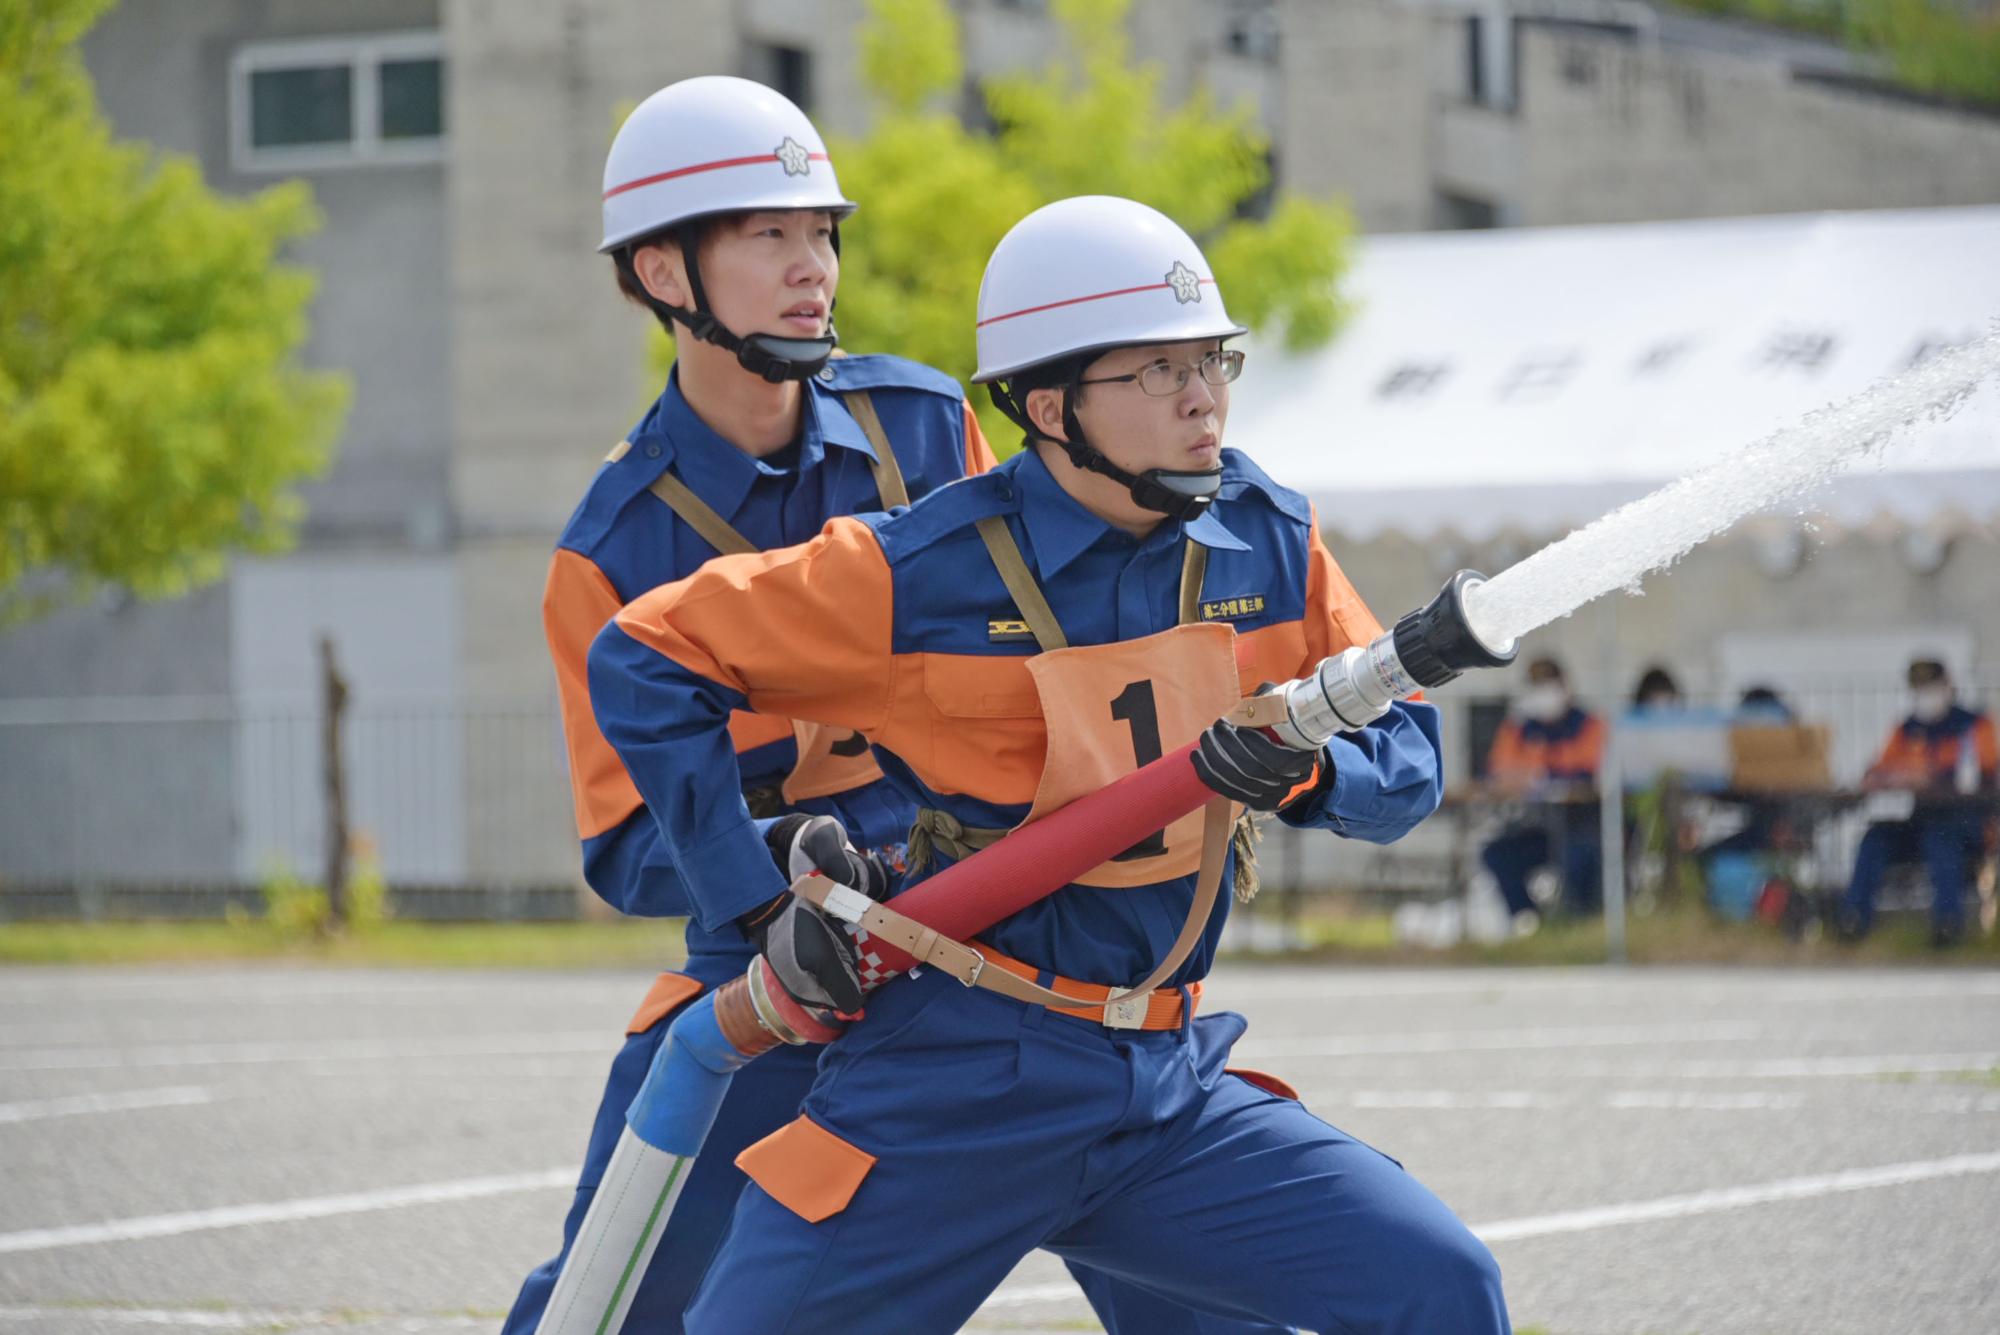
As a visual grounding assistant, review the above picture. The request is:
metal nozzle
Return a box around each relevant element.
[1270,570,1519,750]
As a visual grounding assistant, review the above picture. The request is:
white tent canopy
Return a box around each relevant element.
[1227,207,2000,541]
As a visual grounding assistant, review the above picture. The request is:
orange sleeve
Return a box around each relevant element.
[612,516,896,735]
[961,398,999,478]
[1572,713,1607,776]
[1976,714,1999,777]
[1486,720,1533,780]
[543,549,644,839]
[1869,727,1921,782]
[1301,511,1387,666]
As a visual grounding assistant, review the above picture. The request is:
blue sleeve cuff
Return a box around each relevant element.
[675,815,790,933]
[1281,701,1444,844]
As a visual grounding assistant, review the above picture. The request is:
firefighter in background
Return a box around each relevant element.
[1838,657,1998,948]
[1479,656,1607,923]
[509,78,1264,1335]
[588,195,1509,1333]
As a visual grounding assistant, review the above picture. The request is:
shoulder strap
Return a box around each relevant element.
[647,471,756,557]
[974,515,1066,652]
[1178,539,1208,627]
[840,390,910,509]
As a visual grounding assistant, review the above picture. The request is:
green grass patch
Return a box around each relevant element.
[0,919,688,969]
[1242,901,2000,968]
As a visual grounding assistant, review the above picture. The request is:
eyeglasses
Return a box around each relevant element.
[1077,348,1245,397]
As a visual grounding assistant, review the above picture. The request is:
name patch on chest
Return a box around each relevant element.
[987,618,1038,644]
[1199,594,1266,622]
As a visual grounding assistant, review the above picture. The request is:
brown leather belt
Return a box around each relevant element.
[973,945,1200,1031]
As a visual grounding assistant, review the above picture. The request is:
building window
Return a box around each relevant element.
[230,32,445,173]
[746,42,814,113]
[1436,190,1500,230]
[1224,1,1281,63]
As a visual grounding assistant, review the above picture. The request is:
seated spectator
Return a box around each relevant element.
[1701,686,1803,882]
[1631,665,1684,714]
[1736,684,1794,724]
[1480,657,1606,923]
[1838,659,1998,948]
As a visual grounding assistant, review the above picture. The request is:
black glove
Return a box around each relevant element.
[740,815,891,946]
[1192,718,1319,812]
[736,815,889,1018]
[760,895,868,1016]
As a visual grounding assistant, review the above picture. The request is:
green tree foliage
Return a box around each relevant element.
[1848,0,2000,106]
[1669,0,2000,106]
[0,0,348,623]
[653,0,1356,452]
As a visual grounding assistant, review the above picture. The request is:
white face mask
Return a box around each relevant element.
[1522,684,1568,723]
[1912,686,1951,723]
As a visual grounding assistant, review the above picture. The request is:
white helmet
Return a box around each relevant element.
[600,76,856,383]
[974,197,1246,521]
[599,75,856,254]
[971,195,1246,383]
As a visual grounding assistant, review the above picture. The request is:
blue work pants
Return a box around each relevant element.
[500,951,1290,1334]
[1841,814,1982,932]
[682,971,1510,1334]
[1482,816,1602,917]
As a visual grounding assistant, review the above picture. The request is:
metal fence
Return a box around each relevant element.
[0,696,578,920]
[2,680,1991,924]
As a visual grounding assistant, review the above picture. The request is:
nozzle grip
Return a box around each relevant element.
[1391,570,1517,689]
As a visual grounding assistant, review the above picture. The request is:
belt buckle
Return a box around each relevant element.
[1102,993,1149,1030]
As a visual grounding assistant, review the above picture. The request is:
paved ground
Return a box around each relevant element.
[1,963,1996,1334]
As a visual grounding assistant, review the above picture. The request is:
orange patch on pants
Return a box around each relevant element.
[625,972,705,1035]
[736,1114,878,1223]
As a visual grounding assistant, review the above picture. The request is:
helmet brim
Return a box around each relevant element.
[599,197,859,254]
[971,322,1249,383]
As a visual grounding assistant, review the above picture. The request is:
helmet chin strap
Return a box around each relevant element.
[614,233,838,384]
[991,379,1223,523]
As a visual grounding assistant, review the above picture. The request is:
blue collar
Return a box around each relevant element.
[1011,449,1249,579]
[637,369,879,520]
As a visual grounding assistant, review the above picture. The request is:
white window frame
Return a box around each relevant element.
[229,31,444,174]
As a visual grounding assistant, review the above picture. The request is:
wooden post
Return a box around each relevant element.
[319,634,350,933]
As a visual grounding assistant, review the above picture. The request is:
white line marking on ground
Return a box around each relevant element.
[0,1304,490,1329]
[1214,971,2000,1003]
[1332,1088,1806,1111]
[0,1085,214,1124]
[1234,1021,1765,1060]
[1473,1150,2000,1244]
[976,1282,1089,1309]
[0,973,643,1004]
[0,1168,574,1255]
[1348,1090,1560,1110]
[1602,1089,1806,1111]
[1639,1052,2000,1079]
[0,1031,619,1073]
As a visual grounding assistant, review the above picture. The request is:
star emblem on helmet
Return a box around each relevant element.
[774,136,813,177]
[1165,260,1203,304]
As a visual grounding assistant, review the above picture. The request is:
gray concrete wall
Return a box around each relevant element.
[1280,0,1437,231]
[1514,26,2000,225]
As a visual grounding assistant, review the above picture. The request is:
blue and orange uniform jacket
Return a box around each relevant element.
[1866,705,1999,790]
[588,447,1443,988]
[544,355,996,945]
[1486,706,1605,788]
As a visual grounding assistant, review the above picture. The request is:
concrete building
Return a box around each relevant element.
[3,0,1996,905]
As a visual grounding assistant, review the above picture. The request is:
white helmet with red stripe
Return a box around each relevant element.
[599,75,856,253]
[971,195,1245,383]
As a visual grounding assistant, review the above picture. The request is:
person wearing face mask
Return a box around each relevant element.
[1837,658,1998,947]
[1479,657,1607,922]
[586,196,1507,1334]
[1631,665,1683,713]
